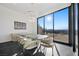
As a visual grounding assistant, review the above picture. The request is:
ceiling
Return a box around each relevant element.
[0,3,71,18]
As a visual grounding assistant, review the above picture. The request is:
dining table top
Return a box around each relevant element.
[36,34,48,40]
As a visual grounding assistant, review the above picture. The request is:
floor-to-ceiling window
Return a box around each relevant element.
[37,17,45,34]
[37,13,54,41]
[37,6,71,45]
[53,8,69,44]
[45,14,53,39]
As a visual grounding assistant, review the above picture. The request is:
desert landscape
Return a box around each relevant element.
[46,33,68,43]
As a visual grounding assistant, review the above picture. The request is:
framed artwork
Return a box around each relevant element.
[14,21,26,30]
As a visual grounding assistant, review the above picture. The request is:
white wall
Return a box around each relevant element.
[0,5,37,43]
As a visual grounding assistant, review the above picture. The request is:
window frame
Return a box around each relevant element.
[53,6,72,46]
[37,5,72,46]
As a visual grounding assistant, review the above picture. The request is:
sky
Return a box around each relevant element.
[54,8,68,30]
[38,8,68,30]
[75,4,78,30]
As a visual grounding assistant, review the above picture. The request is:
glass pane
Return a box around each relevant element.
[45,14,53,40]
[37,17,44,34]
[75,4,78,54]
[54,8,69,43]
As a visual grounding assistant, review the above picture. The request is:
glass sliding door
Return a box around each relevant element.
[45,14,53,40]
[53,8,69,44]
[37,17,45,34]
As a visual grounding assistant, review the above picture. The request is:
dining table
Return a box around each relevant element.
[35,34,53,56]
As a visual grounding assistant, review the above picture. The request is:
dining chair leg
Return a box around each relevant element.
[52,48,53,56]
[44,47,47,56]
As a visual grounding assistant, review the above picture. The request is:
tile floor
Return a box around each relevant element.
[40,43,75,56]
